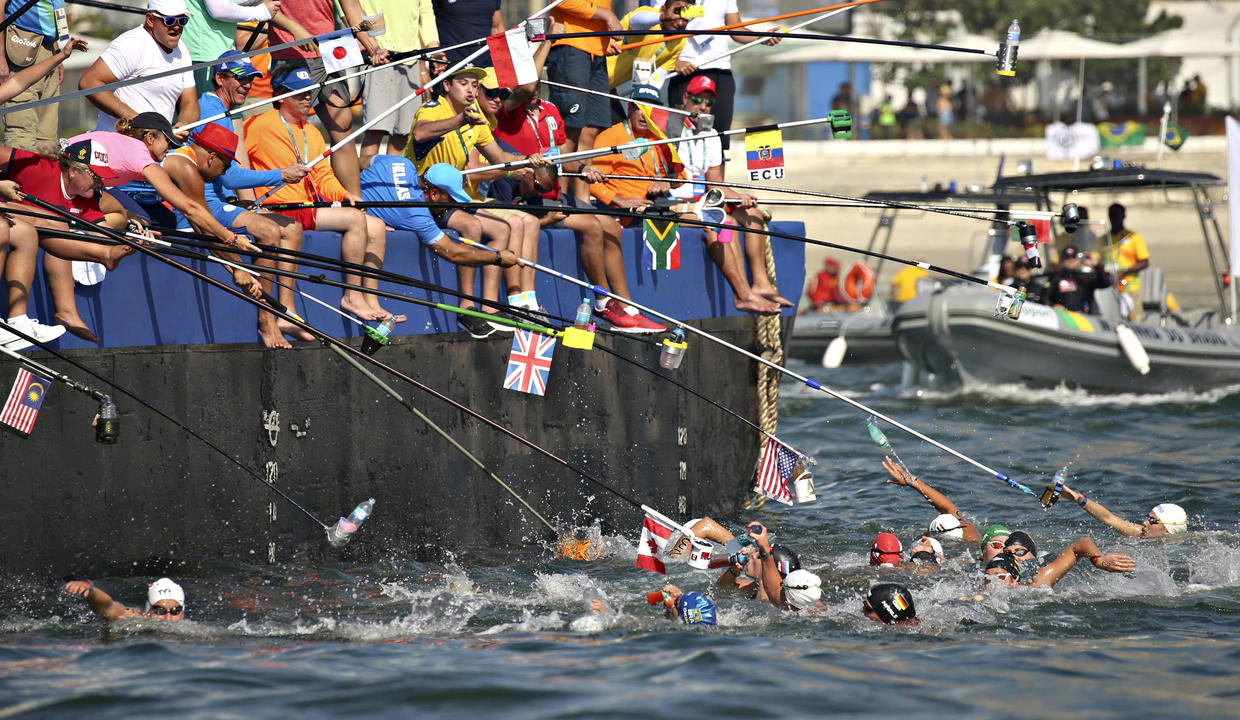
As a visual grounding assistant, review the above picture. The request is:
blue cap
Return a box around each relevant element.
[212,50,263,79]
[675,592,717,626]
[423,163,473,205]
[273,68,316,93]
[630,84,661,105]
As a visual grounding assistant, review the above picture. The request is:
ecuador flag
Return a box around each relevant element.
[745,128,784,181]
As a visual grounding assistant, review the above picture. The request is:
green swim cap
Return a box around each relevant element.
[980,524,1012,546]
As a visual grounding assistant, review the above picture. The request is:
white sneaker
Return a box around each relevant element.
[3,316,67,348]
[0,323,33,352]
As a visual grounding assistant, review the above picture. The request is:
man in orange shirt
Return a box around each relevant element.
[548,0,622,203]
[590,85,778,315]
[245,69,397,324]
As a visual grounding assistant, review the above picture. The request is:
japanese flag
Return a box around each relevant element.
[319,29,364,74]
[487,28,537,89]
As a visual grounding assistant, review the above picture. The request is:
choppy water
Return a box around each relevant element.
[3,360,1238,718]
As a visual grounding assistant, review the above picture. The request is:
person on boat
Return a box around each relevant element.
[195,50,313,349]
[881,456,982,545]
[1057,484,1189,538]
[890,262,928,304]
[862,583,919,625]
[1105,203,1150,322]
[63,577,186,622]
[1046,245,1112,314]
[747,522,824,612]
[1009,257,1049,304]
[982,537,1135,589]
[587,83,779,316]
[245,69,396,324]
[806,257,843,311]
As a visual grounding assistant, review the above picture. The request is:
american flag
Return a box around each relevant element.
[754,437,796,505]
[503,329,556,396]
[1,367,51,438]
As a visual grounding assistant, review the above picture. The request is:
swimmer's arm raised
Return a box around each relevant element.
[883,456,981,544]
[63,580,137,621]
[1060,484,1142,537]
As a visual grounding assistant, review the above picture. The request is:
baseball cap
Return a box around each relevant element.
[675,591,717,626]
[62,139,119,180]
[980,524,1011,546]
[212,49,263,79]
[192,123,238,162]
[1062,245,1082,259]
[928,513,964,541]
[869,532,903,566]
[782,569,822,610]
[448,64,489,82]
[865,583,916,623]
[146,577,185,609]
[148,0,190,16]
[273,68,316,93]
[1014,257,1034,270]
[130,112,181,147]
[424,163,473,204]
[630,84,661,105]
[1150,503,1188,534]
[824,257,840,271]
[686,75,717,95]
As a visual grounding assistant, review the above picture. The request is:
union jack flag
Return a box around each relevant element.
[754,437,796,505]
[503,329,556,396]
[1,367,51,438]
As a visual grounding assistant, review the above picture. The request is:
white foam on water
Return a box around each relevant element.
[911,381,1240,408]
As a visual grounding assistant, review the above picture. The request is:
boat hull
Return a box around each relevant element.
[788,304,900,365]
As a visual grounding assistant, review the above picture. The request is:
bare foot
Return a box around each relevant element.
[755,287,794,308]
[258,319,292,349]
[366,298,406,324]
[277,319,315,342]
[53,312,100,343]
[734,295,781,315]
[103,243,136,270]
[340,294,385,322]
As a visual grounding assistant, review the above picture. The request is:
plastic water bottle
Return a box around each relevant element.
[376,316,396,339]
[865,417,892,451]
[997,19,1020,76]
[659,329,688,370]
[327,497,375,548]
[95,396,119,444]
[574,298,592,329]
[1007,287,1027,319]
[1006,19,1021,47]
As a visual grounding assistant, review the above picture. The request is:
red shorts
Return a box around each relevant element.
[276,207,318,231]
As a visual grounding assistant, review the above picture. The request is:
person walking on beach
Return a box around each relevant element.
[63,577,186,621]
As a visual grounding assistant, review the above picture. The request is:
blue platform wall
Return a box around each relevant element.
[30,222,806,349]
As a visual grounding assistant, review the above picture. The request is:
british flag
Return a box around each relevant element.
[754,437,797,505]
[503,329,556,396]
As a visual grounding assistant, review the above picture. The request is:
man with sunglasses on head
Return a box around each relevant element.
[63,577,187,622]
[1057,483,1189,539]
[881,455,982,545]
[80,0,199,134]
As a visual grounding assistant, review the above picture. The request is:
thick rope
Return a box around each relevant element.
[746,230,785,511]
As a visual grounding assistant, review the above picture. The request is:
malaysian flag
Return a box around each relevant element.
[635,511,676,574]
[754,437,796,505]
[1,367,51,438]
[504,330,556,396]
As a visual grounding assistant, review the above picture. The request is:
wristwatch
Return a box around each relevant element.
[757,548,770,559]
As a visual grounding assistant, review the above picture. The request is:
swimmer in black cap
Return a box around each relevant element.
[862,583,919,626]
[1003,531,1038,568]
[882,456,982,545]
[983,538,1134,588]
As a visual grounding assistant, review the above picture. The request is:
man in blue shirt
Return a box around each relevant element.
[196,50,314,349]
[361,157,518,339]
[0,0,66,148]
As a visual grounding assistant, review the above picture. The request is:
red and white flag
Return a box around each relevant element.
[319,29,364,75]
[635,511,676,574]
[1,367,51,438]
[754,437,795,505]
[487,28,537,89]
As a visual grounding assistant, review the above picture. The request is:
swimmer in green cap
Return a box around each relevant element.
[979,524,1012,564]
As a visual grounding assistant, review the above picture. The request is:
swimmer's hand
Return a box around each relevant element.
[882,456,913,486]
[64,580,93,598]
[1093,552,1135,573]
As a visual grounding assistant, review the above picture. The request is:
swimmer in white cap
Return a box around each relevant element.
[1059,483,1189,538]
[62,577,186,622]
[881,457,981,545]
[746,522,824,612]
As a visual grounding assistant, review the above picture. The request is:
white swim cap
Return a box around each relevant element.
[147,578,185,609]
[782,569,822,610]
[928,513,964,541]
[1151,503,1188,534]
[920,536,944,557]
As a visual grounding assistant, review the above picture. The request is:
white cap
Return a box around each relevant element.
[1151,503,1188,534]
[147,578,185,608]
[782,569,822,610]
[916,536,944,557]
[148,0,191,16]
[928,513,964,541]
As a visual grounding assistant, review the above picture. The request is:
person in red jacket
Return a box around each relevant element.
[806,257,843,310]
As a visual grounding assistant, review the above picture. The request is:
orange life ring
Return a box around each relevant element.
[842,262,875,302]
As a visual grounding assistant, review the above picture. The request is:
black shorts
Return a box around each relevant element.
[545,45,610,130]
[270,56,353,110]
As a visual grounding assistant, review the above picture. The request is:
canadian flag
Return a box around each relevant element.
[319,29,364,75]
[487,28,537,89]
[635,511,676,574]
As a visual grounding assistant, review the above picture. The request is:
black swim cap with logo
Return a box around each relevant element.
[866,583,916,623]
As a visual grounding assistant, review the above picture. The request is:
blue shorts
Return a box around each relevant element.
[206,196,249,229]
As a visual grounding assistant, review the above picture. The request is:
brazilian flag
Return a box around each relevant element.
[1097,121,1146,148]
[1163,124,1188,151]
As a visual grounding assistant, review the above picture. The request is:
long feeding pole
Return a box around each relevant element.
[615,0,884,51]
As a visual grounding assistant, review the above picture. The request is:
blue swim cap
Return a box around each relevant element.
[675,592,717,626]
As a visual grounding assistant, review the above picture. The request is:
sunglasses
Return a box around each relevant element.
[152,13,190,27]
[483,88,510,100]
[150,604,183,615]
[687,94,715,107]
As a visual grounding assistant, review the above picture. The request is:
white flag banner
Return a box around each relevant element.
[319,30,364,74]
[1227,117,1240,281]
[1045,121,1100,160]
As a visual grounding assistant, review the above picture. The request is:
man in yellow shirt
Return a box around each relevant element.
[608,1,691,92]
[1106,203,1150,321]
[890,264,928,303]
[408,65,549,321]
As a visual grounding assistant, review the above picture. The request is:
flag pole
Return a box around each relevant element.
[540,78,700,119]
[616,0,884,52]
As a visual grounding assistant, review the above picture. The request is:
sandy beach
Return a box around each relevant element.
[731,138,1231,311]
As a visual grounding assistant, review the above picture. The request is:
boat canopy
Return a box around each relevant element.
[992,168,1224,193]
[863,190,1039,205]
